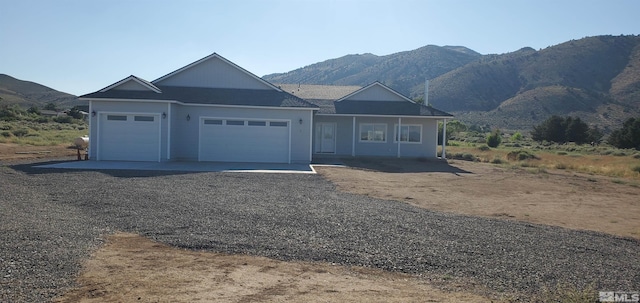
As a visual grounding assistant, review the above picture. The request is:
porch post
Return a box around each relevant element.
[397,117,402,158]
[442,119,447,159]
[351,116,356,157]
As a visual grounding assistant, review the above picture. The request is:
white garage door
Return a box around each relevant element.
[98,113,161,161]
[199,118,290,163]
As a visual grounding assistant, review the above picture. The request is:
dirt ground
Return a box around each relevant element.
[55,233,490,303]
[6,150,636,302]
[316,158,640,240]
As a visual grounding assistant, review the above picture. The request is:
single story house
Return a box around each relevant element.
[79,53,452,163]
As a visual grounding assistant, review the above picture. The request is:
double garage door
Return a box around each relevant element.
[199,118,290,163]
[98,113,161,161]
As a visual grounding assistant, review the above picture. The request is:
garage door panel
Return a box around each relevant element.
[98,114,160,162]
[200,119,289,163]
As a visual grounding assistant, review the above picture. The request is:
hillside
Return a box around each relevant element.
[0,74,79,109]
[263,45,482,98]
[266,35,640,131]
[430,35,640,131]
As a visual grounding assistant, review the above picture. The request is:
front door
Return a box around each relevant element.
[317,123,336,153]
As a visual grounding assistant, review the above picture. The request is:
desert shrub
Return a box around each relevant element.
[53,116,74,124]
[557,151,568,155]
[507,150,538,161]
[12,128,29,137]
[630,165,640,173]
[633,153,640,159]
[1,131,12,138]
[0,124,12,130]
[555,163,568,169]
[612,151,627,157]
[491,156,504,164]
[477,145,490,151]
[486,129,502,148]
[510,131,523,141]
[462,153,476,161]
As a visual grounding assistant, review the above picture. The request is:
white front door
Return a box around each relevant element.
[317,123,336,153]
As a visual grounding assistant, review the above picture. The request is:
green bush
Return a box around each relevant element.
[510,131,523,141]
[1,131,12,138]
[557,151,568,156]
[491,157,504,164]
[632,165,640,173]
[477,145,490,151]
[486,129,502,148]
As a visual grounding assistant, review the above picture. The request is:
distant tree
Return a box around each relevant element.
[438,120,468,144]
[67,106,84,119]
[564,117,590,144]
[486,129,502,148]
[586,125,604,144]
[608,117,640,150]
[413,96,425,104]
[44,102,57,111]
[27,106,40,115]
[531,115,595,144]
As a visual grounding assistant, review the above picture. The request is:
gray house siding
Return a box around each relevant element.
[313,115,439,158]
[172,105,313,163]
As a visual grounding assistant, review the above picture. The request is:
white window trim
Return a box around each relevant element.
[394,124,422,144]
[359,123,387,143]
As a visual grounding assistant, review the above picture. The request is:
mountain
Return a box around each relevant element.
[0,74,79,109]
[263,45,482,98]
[430,35,640,131]
[264,35,640,131]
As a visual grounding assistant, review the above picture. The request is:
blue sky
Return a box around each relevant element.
[1,0,639,96]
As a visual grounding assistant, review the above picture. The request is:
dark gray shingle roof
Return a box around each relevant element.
[307,99,452,117]
[80,86,317,109]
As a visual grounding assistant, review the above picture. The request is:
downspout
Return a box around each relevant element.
[352,116,356,157]
[442,119,447,159]
[397,117,402,158]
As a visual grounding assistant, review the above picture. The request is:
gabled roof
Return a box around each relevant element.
[152,53,282,91]
[277,84,361,100]
[99,75,162,93]
[337,82,413,103]
[300,82,452,117]
[79,85,317,109]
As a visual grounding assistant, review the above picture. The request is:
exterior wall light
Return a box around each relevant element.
[91,111,96,117]
[299,118,303,124]
[186,114,191,121]
[162,112,166,119]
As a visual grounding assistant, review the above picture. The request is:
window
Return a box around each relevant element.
[248,121,267,126]
[360,123,387,142]
[394,124,422,143]
[269,121,288,127]
[134,116,154,122]
[107,115,127,121]
[226,120,245,126]
[204,119,223,125]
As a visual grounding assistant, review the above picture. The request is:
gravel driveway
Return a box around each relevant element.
[1,161,639,302]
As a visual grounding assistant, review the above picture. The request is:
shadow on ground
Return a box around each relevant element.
[338,157,472,174]
[7,160,206,178]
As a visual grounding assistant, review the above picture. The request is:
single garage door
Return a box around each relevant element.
[98,113,161,161]
[199,118,289,163]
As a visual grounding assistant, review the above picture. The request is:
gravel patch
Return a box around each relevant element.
[1,161,639,301]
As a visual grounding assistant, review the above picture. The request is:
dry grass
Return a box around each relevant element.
[444,143,640,181]
[0,121,87,146]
